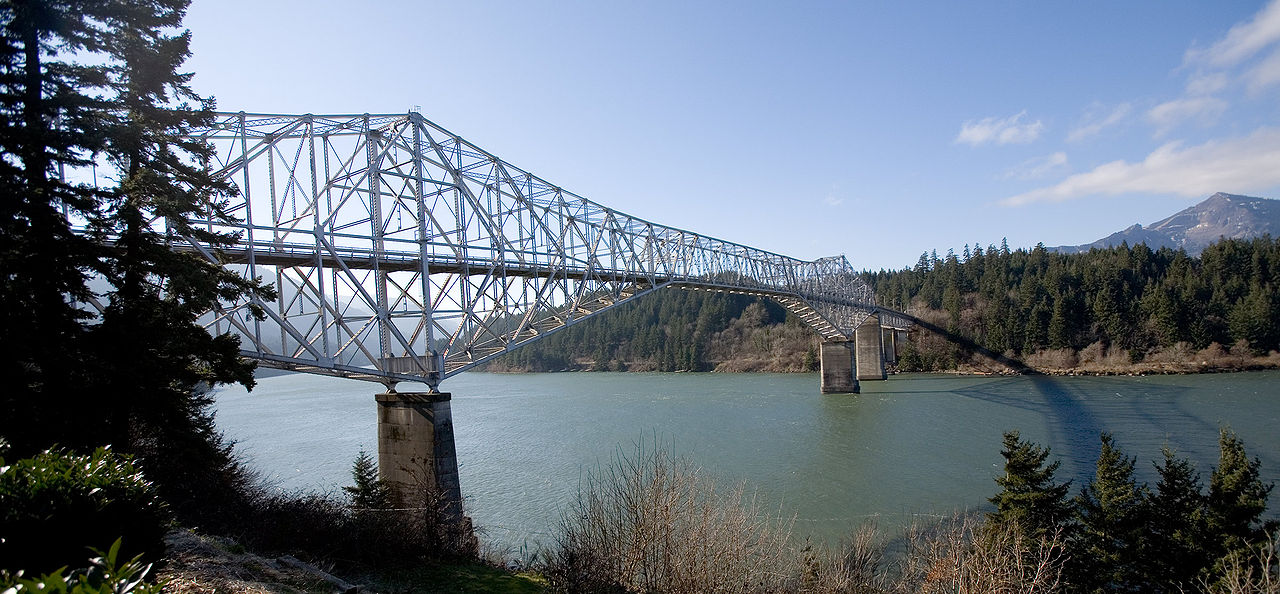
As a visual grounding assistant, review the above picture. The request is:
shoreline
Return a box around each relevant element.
[476,359,1280,377]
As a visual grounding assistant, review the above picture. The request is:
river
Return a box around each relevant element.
[212,370,1280,552]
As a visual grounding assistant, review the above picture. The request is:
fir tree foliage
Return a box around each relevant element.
[83,0,273,457]
[985,429,1276,592]
[1071,432,1150,593]
[0,0,272,531]
[988,430,1073,541]
[345,448,391,510]
[1145,446,1209,591]
[1205,428,1277,562]
[0,0,271,456]
[0,0,115,453]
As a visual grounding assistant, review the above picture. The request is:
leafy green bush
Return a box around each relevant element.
[1,538,165,593]
[0,447,169,574]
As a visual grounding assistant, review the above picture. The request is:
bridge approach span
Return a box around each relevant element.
[187,111,908,390]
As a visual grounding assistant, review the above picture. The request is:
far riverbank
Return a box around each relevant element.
[935,340,1280,377]
[477,339,1280,377]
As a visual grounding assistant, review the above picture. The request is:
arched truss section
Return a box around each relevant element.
[184,112,905,389]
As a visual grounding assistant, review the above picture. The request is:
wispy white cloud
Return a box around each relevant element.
[1185,72,1229,96]
[1067,103,1131,142]
[1146,96,1227,135]
[1185,0,1280,68]
[1003,152,1068,180]
[955,110,1044,146]
[822,194,845,207]
[1000,127,1280,206]
[1141,1,1280,136]
[1247,46,1280,92]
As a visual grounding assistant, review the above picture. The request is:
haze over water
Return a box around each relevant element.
[213,370,1280,551]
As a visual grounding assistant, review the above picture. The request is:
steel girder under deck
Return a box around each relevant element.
[188,112,898,390]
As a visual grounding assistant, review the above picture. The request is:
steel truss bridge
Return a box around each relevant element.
[187,112,907,390]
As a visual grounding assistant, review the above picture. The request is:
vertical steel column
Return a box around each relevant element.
[307,116,332,362]
[366,116,392,363]
[238,112,263,351]
[265,122,289,356]
[411,113,439,387]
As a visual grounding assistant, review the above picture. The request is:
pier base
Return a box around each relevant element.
[856,314,887,381]
[882,327,898,365]
[376,391,463,519]
[820,342,859,394]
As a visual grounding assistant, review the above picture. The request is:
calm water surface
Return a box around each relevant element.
[213,371,1280,550]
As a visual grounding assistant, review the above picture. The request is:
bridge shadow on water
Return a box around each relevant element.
[943,374,1221,485]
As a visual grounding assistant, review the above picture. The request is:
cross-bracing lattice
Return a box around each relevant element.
[187,112,902,389]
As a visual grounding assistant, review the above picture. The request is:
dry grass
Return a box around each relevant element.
[545,444,794,593]
[160,529,356,594]
[543,444,1070,594]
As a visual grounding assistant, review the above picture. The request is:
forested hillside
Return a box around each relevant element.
[484,289,821,372]
[872,237,1280,371]
[488,236,1280,375]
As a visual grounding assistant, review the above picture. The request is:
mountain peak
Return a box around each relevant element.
[1051,192,1279,255]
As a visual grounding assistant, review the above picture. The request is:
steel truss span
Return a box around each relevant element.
[189,112,902,389]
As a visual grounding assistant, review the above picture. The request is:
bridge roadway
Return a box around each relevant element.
[207,238,902,327]
[199,239,907,369]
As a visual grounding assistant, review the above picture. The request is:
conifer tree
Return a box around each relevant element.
[988,430,1073,541]
[1072,433,1150,593]
[1205,428,1276,562]
[0,0,115,453]
[345,448,391,510]
[86,0,271,453]
[0,0,270,524]
[1145,447,1208,592]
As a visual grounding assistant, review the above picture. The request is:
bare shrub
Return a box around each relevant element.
[544,446,1073,594]
[791,523,892,594]
[1025,349,1078,371]
[1103,345,1133,368]
[1198,342,1232,367]
[1231,339,1255,362]
[1148,341,1196,363]
[893,515,1065,594]
[1078,341,1106,365]
[545,444,794,593]
[1201,532,1280,594]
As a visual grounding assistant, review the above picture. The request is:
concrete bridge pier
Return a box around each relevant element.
[856,314,886,380]
[375,391,463,520]
[882,326,898,365]
[820,341,859,393]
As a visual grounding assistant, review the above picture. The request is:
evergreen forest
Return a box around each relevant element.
[489,236,1280,374]
[484,289,822,373]
[871,237,1280,371]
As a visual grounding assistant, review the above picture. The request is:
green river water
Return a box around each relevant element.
[213,370,1280,552]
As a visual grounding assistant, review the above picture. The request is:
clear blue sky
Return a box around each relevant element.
[185,1,1280,270]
